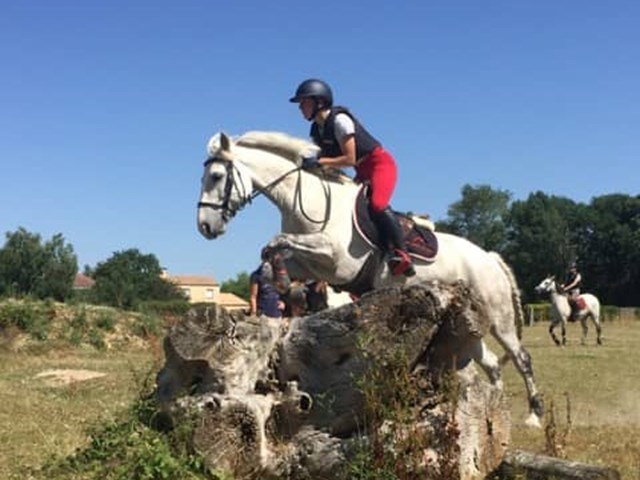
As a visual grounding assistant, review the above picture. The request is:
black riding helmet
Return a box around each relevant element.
[289,79,333,107]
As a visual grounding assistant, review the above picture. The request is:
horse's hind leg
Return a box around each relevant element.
[580,317,588,346]
[491,323,543,428]
[468,339,503,389]
[593,314,603,345]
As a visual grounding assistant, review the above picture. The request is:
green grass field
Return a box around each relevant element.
[495,318,640,479]
[0,343,161,480]
[1,314,639,479]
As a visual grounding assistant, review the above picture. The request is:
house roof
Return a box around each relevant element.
[217,292,249,307]
[168,275,218,287]
[73,273,95,289]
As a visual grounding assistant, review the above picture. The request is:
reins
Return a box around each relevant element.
[293,168,331,226]
[199,156,331,228]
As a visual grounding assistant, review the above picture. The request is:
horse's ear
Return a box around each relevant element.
[220,132,232,153]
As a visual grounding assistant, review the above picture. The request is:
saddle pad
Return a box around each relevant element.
[353,186,438,262]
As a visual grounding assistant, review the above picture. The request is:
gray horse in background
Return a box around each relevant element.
[534,275,602,346]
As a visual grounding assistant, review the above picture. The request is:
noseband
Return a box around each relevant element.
[197,157,252,222]
[198,156,310,222]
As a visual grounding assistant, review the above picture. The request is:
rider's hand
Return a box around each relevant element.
[301,153,319,169]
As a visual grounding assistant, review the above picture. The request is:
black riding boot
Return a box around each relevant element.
[568,299,578,322]
[371,207,415,277]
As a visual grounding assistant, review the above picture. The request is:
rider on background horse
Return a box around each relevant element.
[561,262,582,320]
[289,78,415,277]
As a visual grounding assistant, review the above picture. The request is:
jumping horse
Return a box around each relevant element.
[197,130,544,427]
[535,275,602,346]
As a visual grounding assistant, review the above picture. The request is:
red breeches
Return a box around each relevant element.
[355,147,398,213]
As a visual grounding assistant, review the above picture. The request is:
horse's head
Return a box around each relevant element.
[197,132,254,239]
[534,275,556,295]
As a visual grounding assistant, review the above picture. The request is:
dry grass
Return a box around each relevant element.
[0,345,158,480]
[492,318,640,479]
[1,309,639,479]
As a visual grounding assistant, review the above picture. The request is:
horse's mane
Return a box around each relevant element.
[237,131,317,164]
[233,130,354,184]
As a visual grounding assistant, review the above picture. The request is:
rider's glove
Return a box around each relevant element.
[301,153,320,169]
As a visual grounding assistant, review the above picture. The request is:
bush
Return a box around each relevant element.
[346,342,460,479]
[95,310,117,331]
[132,313,164,339]
[36,380,215,480]
[0,300,54,341]
[138,299,190,317]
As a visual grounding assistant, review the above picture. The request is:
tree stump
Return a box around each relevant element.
[156,282,511,479]
[495,449,621,480]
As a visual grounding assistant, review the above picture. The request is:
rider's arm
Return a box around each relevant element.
[249,280,259,315]
[318,114,357,168]
[564,273,581,291]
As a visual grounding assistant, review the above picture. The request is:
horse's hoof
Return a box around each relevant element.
[403,264,416,277]
[524,413,542,429]
[530,394,545,418]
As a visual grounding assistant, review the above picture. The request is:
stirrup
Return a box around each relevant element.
[388,249,415,277]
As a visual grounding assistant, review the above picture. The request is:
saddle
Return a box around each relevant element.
[567,295,587,322]
[353,186,438,262]
[575,296,587,311]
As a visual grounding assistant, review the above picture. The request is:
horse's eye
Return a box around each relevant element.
[210,172,224,183]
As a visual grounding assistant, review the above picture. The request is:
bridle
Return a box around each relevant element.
[197,155,331,227]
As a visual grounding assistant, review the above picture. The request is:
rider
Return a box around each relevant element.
[561,262,582,320]
[289,78,415,277]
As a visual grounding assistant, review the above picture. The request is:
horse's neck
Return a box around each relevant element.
[239,147,293,190]
[240,147,354,232]
[549,286,569,308]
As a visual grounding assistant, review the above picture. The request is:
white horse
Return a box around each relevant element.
[197,130,543,427]
[534,276,602,346]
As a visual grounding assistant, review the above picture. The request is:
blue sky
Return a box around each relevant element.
[1,1,638,282]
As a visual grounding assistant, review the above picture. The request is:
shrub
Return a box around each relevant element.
[36,379,216,480]
[346,342,460,479]
[132,314,164,339]
[138,299,191,317]
[0,300,53,340]
[95,310,117,331]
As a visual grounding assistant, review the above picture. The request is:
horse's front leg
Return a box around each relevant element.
[548,321,561,346]
[268,232,336,279]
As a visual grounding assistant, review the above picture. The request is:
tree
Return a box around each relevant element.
[220,272,251,301]
[92,249,184,309]
[0,227,78,301]
[580,194,640,306]
[505,192,587,302]
[436,184,512,252]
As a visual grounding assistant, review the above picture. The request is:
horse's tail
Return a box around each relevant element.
[489,252,525,365]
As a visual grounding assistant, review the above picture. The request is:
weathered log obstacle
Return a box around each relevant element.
[494,449,620,480]
[154,281,620,479]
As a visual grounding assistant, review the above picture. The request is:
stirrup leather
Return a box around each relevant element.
[388,249,415,277]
